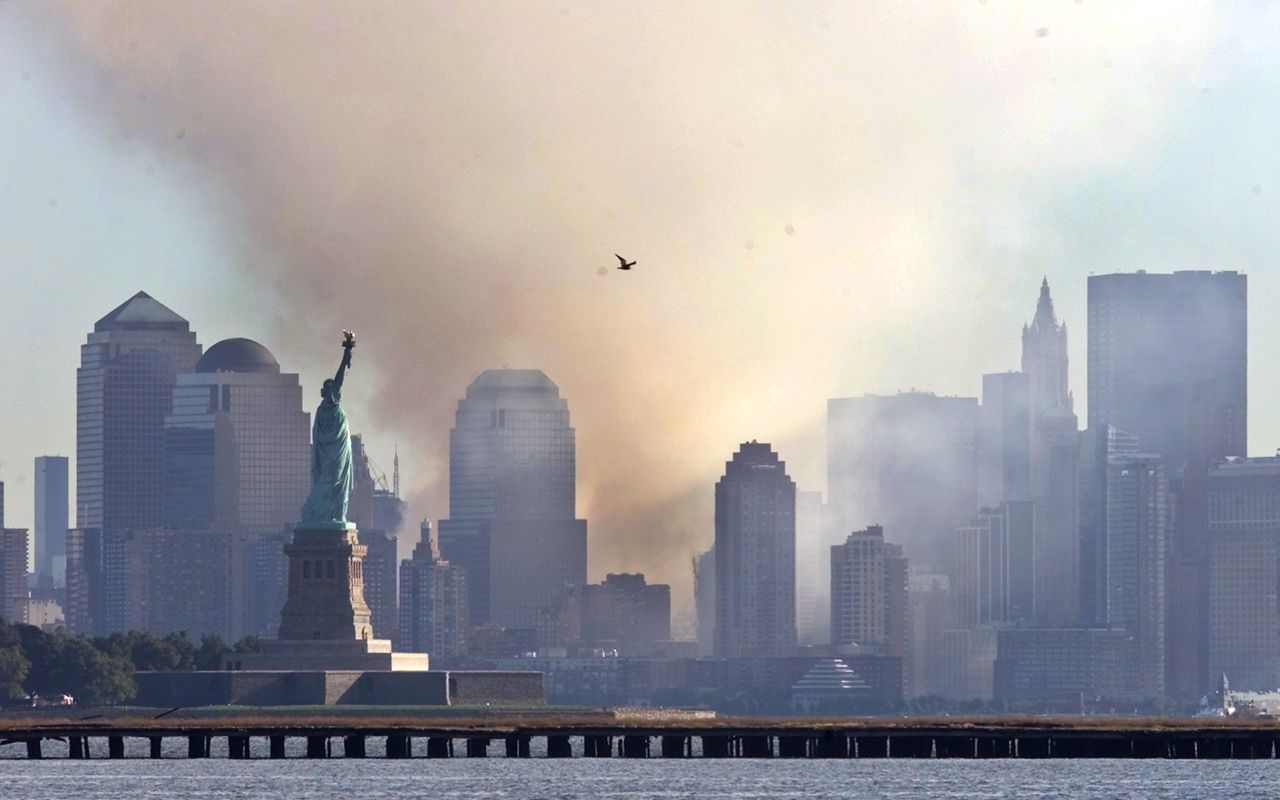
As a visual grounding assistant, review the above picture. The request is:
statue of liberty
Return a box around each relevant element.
[299,330,356,526]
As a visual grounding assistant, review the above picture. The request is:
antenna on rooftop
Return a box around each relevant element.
[393,446,401,499]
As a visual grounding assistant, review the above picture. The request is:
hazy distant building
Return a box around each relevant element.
[399,522,468,659]
[346,436,404,639]
[1022,279,1074,485]
[953,503,1033,628]
[246,528,290,637]
[34,456,69,586]
[1107,454,1168,698]
[694,548,715,656]
[360,529,399,640]
[828,392,979,568]
[830,526,907,665]
[77,291,203,632]
[1207,459,1280,691]
[160,337,310,638]
[979,371,1031,507]
[582,573,671,657]
[794,489,824,644]
[714,441,796,657]
[1078,425,1140,626]
[64,528,102,634]
[907,572,953,698]
[1087,271,1246,471]
[1014,280,1082,628]
[438,370,587,629]
[0,528,28,623]
[994,628,1129,705]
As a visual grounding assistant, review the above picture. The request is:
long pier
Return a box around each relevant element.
[3,716,1280,759]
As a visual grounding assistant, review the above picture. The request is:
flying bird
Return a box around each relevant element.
[615,254,636,271]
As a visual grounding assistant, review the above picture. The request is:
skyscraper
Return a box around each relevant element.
[1022,278,1072,428]
[0,528,28,624]
[160,337,310,637]
[693,548,715,656]
[794,489,824,645]
[581,573,671,657]
[1106,454,1168,698]
[829,526,907,663]
[34,456,69,586]
[1077,425,1140,626]
[64,527,102,634]
[77,291,202,632]
[1019,280,1081,628]
[978,372,1031,507]
[438,369,587,629]
[1087,271,1246,470]
[1207,458,1280,691]
[399,522,468,659]
[348,435,405,639]
[827,392,979,568]
[953,507,1010,628]
[714,441,796,657]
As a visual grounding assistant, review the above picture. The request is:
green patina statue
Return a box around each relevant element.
[299,330,356,526]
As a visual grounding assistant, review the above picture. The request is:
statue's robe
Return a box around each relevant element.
[299,391,353,524]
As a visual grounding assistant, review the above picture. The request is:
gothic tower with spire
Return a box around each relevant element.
[1021,277,1072,420]
[1021,279,1081,627]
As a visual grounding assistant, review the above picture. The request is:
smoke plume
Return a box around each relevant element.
[13,1,1229,603]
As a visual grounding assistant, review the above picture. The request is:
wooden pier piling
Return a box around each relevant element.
[386,734,412,758]
[343,735,366,759]
[546,734,572,758]
[660,735,688,758]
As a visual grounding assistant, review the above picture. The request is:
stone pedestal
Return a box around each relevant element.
[277,522,374,641]
[231,521,430,672]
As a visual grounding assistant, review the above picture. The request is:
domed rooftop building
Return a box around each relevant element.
[166,333,311,608]
[196,338,281,374]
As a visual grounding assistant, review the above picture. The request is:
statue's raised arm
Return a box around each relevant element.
[330,329,355,397]
[299,330,357,526]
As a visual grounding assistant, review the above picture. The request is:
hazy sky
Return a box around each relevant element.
[3,2,1280,603]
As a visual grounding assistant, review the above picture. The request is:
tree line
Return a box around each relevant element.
[0,621,260,706]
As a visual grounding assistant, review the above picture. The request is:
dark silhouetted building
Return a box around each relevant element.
[828,392,979,569]
[34,456,69,587]
[77,291,202,632]
[438,369,587,629]
[714,441,796,657]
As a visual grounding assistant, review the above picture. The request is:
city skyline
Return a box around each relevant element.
[9,3,1280,606]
